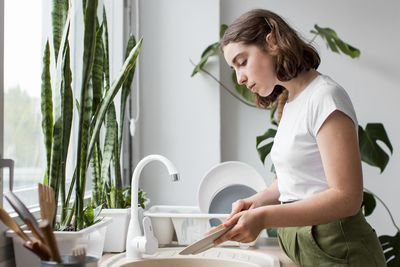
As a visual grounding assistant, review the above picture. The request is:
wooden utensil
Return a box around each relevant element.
[38,183,56,223]
[24,218,46,244]
[0,208,51,260]
[0,208,31,242]
[39,219,62,263]
[4,191,44,241]
[23,240,51,261]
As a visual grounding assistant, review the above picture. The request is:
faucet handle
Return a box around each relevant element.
[131,217,158,256]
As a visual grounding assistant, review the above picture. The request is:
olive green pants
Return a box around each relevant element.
[277,211,386,267]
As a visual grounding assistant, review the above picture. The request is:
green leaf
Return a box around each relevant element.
[83,205,94,226]
[92,20,104,114]
[90,141,103,206]
[231,72,256,103]
[119,35,137,154]
[41,41,54,180]
[358,123,393,173]
[112,131,122,206]
[75,0,98,230]
[312,25,360,58]
[191,42,220,77]
[87,38,143,166]
[191,24,228,77]
[362,191,376,217]
[102,5,110,91]
[59,43,73,219]
[51,0,69,61]
[379,232,400,266]
[266,228,277,238]
[220,24,228,39]
[256,128,277,164]
[100,105,117,186]
[49,18,72,224]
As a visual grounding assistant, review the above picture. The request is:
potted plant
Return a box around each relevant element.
[75,3,149,253]
[191,23,398,265]
[7,0,143,266]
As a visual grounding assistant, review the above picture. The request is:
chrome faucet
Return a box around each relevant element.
[126,154,180,259]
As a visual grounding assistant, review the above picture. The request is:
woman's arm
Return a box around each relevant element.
[228,179,280,218]
[216,110,363,243]
[250,179,281,207]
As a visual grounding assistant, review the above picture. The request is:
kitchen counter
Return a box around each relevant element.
[100,238,297,267]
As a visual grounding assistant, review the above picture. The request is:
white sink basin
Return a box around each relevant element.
[101,247,280,267]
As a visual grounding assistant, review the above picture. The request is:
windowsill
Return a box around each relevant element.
[5,191,93,225]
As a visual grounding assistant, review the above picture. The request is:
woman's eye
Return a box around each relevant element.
[239,60,247,66]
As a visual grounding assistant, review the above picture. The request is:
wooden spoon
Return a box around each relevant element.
[39,219,61,263]
[38,183,56,223]
[0,207,31,242]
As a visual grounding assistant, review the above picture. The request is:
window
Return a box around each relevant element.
[1,0,127,211]
[2,0,45,210]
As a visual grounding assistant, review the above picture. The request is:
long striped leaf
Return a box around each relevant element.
[49,15,71,213]
[50,43,72,222]
[89,20,104,207]
[118,35,137,154]
[102,6,110,91]
[112,132,122,208]
[87,38,143,167]
[90,142,101,206]
[100,105,117,190]
[92,20,104,114]
[52,0,69,62]
[60,43,73,221]
[75,0,98,230]
[41,41,53,182]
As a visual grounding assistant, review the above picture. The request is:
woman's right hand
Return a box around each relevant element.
[228,197,257,220]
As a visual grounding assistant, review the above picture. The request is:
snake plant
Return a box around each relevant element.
[41,0,143,230]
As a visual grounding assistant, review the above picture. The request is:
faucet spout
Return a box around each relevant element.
[126,154,179,259]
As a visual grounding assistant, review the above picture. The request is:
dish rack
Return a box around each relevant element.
[143,205,234,246]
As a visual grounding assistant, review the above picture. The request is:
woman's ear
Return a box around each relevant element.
[266,33,278,53]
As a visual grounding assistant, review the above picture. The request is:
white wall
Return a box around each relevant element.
[137,0,221,206]
[220,0,400,235]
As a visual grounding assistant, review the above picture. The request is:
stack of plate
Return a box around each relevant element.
[197,161,266,226]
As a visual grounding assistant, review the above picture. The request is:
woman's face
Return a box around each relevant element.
[223,42,277,97]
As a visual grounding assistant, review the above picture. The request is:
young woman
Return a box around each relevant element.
[214,9,386,267]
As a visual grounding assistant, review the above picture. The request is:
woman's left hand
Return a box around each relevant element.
[213,208,265,245]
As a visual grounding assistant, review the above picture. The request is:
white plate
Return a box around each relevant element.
[208,184,257,226]
[197,161,266,214]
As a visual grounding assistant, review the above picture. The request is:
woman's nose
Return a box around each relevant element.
[237,71,247,85]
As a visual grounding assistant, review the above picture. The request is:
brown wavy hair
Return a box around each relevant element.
[221,9,320,108]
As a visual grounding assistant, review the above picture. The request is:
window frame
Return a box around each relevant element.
[0,0,4,208]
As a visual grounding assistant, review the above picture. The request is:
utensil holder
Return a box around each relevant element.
[41,256,98,267]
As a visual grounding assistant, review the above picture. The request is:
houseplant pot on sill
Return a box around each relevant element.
[82,0,147,253]
[6,216,112,267]
[99,188,149,252]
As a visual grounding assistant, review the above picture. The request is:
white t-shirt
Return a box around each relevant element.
[270,74,358,202]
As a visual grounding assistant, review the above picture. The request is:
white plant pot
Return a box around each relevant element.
[100,208,131,252]
[6,217,112,267]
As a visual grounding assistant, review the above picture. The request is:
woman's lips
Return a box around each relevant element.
[249,84,256,92]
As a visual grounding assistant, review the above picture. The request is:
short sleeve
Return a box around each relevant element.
[308,84,357,137]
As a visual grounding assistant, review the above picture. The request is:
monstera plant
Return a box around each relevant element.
[41,0,143,230]
[192,24,398,266]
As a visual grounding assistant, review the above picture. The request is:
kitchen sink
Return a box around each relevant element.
[101,247,280,267]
